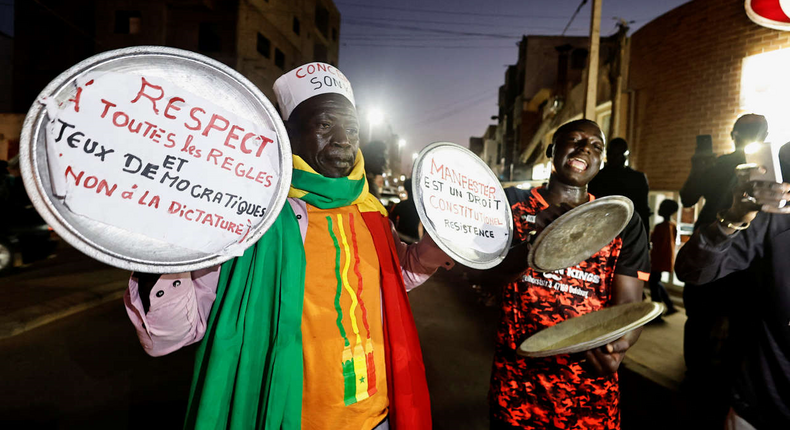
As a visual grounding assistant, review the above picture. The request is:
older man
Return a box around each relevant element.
[124,63,451,430]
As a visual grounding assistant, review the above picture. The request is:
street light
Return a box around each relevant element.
[398,139,406,148]
[368,109,384,125]
[367,109,384,142]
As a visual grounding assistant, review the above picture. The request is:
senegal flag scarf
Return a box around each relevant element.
[185,151,431,430]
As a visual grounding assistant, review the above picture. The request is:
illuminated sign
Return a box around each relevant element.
[741,48,790,147]
[746,0,790,31]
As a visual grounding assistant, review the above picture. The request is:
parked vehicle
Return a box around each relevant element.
[0,206,58,275]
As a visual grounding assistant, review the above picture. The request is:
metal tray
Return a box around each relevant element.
[528,196,633,272]
[518,301,664,358]
[412,142,513,269]
[20,46,292,273]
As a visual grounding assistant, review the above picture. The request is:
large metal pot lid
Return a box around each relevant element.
[412,142,513,269]
[527,196,633,272]
[20,46,292,273]
[518,301,663,357]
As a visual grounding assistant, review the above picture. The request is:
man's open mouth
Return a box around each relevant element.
[567,157,588,172]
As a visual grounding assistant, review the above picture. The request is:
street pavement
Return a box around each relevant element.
[0,299,194,428]
[409,268,687,430]
[0,243,688,428]
[0,240,128,339]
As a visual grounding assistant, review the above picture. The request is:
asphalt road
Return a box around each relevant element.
[0,240,128,316]
[0,299,196,429]
[0,264,680,429]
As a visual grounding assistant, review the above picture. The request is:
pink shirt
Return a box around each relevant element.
[124,198,454,357]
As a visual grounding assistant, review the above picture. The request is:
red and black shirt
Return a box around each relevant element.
[490,187,650,430]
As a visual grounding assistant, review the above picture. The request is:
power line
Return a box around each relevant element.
[336,1,582,20]
[343,43,516,49]
[400,87,500,123]
[562,0,589,36]
[340,31,508,39]
[407,93,498,129]
[342,34,484,40]
[342,14,585,32]
[343,19,519,38]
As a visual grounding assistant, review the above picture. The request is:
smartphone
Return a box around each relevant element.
[695,135,713,155]
[745,142,783,183]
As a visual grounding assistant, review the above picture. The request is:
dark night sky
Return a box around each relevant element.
[336,0,690,171]
[0,0,12,37]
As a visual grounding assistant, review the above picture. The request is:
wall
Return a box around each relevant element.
[12,0,96,112]
[629,0,790,190]
[0,32,12,112]
[236,0,340,102]
[94,0,168,49]
[522,36,588,101]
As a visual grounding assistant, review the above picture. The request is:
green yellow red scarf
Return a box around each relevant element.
[288,152,387,215]
[185,151,430,429]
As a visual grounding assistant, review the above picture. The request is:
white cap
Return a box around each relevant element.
[273,62,355,120]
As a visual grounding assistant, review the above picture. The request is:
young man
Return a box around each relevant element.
[488,119,650,430]
[124,63,452,430]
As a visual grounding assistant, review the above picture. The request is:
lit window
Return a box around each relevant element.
[115,11,141,34]
[741,48,790,145]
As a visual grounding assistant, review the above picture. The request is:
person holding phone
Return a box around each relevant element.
[675,162,790,429]
[681,115,769,229]
[678,114,769,426]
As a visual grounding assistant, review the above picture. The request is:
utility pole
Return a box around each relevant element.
[583,0,602,120]
[610,20,629,138]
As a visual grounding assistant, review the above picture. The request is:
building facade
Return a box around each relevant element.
[488,0,790,288]
[493,34,624,183]
[1,0,340,160]
[629,0,790,191]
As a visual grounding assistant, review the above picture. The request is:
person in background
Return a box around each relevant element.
[588,137,651,235]
[649,199,679,316]
[487,119,650,430]
[0,160,10,202]
[680,115,769,229]
[388,178,421,243]
[125,63,453,430]
[0,160,11,238]
[675,162,790,429]
[361,140,388,199]
[678,114,769,428]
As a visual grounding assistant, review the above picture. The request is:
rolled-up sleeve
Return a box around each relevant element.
[124,266,220,356]
[391,222,454,291]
